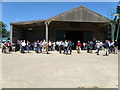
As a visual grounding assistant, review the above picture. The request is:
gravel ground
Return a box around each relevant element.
[1,50,118,88]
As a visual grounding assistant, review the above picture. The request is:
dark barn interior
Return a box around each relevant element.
[66,31,83,42]
[11,21,46,42]
[49,21,107,42]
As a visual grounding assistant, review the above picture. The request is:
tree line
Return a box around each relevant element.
[0,21,10,38]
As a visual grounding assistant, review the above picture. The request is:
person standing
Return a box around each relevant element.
[42,40,47,54]
[1,42,5,53]
[12,42,16,52]
[66,40,72,55]
[62,41,66,54]
[19,40,22,52]
[89,41,94,53]
[83,42,86,50]
[56,41,59,51]
[31,42,34,50]
[48,40,52,51]
[26,41,30,53]
[103,40,109,56]
[21,40,26,54]
[52,41,56,51]
[64,40,68,54]
[46,41,49,54]
[3,42,6,53]
[8,42,11,53]
[108,40,111,54]
[39,40,43,53]
[110,40,115,54]
[34,41,38,53]
[95,41,101,55]
[36,40,40,53]
[76,40,82,53]
[58,41,62,54]
[4,42,9,54]
[87,41,90,53]
[114,40,119,54]
[100,41,103,50]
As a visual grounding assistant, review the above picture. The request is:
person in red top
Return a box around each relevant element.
[76,40,82,53]
[4,42,8,47]
[4,42,10,54]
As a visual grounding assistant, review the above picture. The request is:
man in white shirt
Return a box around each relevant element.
[21,40,26,53]
[42,40,47,54]
[52,41,56,51]
[58,41,62,54]
[100,41,103,50]
[48,41,52,51]
[109,40,115,54]
[95,41,101,55]
[64,40,68,54]
[83,42,86,50]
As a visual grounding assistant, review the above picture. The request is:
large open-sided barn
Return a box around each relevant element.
[10,6,110,44]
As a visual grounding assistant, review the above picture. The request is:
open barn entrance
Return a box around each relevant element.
[66,31,83,49]
[66,31,83,43]
[56,30,93,49]
[56,30,84,49]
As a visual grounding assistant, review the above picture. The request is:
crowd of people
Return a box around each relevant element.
[18,40,73,55]
[1,39,119,56]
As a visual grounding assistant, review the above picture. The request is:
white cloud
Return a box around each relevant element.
[15,19,21,21]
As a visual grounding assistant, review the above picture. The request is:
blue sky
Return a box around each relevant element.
[2,2,118,31]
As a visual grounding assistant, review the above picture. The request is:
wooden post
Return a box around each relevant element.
[45,21,48,42]
[45,21,51,42]
[10,24,13,44]
[116,16,120,40]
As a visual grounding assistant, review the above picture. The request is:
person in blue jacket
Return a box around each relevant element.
[103,40,109,56]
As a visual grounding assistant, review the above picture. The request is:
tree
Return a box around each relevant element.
[0,21,10,37]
